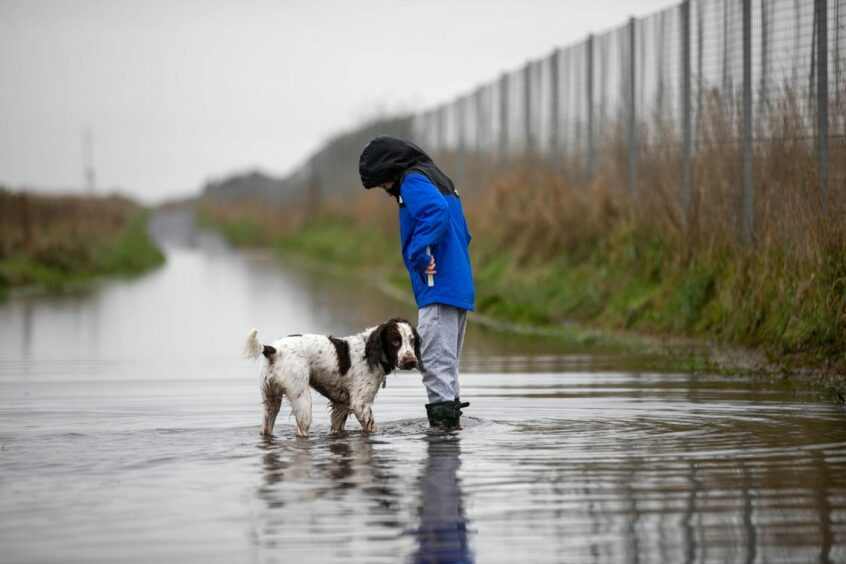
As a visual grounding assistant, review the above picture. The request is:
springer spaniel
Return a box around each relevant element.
[243,318,422,437]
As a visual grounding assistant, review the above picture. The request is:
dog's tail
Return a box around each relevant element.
[243,329,263,359]
[243,328,277,360]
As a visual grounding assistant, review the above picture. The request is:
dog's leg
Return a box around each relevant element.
[289,388,313,438]
[352,403,379,433]
[261,383,282,437]
[330,403,350,432]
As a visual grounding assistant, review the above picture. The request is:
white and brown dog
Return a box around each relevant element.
[243,318,422,437]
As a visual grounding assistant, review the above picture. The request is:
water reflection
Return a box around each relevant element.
[254,432,410,561]
[408,434,474,564]
[258,434,401,504]
[254,430,474,563]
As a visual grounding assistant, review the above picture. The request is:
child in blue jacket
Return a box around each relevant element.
[359,135,473,429]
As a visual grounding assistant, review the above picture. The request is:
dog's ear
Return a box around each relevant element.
[412,326,424,372]
[365,323,386,371]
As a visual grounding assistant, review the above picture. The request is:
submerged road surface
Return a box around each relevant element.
[1,208,844,563]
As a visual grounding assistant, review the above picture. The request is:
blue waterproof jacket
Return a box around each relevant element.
[398,171,474,311]
[358,135,474,312]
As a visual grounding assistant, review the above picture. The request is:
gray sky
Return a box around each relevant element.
[1,0,671,204]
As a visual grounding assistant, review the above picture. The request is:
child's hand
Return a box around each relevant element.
[425,257,437,276]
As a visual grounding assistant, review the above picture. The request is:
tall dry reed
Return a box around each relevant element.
[0,190,136,260]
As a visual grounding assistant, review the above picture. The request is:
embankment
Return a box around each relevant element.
[0,189,165,293]
[197,182,845,385]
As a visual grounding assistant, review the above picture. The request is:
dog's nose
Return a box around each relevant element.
[401,358,417,370]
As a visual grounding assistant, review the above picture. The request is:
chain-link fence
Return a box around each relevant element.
[232,0,843,242]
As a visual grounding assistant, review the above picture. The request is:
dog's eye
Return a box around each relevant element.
[393,339,401,347]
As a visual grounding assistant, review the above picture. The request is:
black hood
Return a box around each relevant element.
[359,135,456,200]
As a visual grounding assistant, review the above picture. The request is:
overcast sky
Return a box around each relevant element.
[1,0,672,203]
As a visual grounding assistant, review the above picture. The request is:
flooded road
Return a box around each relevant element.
[1,209,844,563]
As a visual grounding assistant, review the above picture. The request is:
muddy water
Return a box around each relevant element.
[1,209,844,563]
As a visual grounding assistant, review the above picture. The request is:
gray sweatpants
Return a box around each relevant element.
[417,303,468,403]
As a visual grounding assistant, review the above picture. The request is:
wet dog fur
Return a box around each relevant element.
[244,318,422,437]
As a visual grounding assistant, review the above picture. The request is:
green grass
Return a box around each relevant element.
[0,211,165,293]
[275,221,403,273]
[220,218,265,246]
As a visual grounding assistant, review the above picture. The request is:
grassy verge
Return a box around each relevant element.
[199,199,845,384]
[471,227,845,374]
[0,190,165,294]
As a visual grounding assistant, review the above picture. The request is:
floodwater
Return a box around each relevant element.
[1,209,844,563]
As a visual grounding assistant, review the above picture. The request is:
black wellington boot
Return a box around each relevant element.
[425,401,460,429]
[453,397,470,429]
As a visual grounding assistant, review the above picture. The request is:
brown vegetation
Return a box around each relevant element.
[0,189,164,289]
[0,190,134,257]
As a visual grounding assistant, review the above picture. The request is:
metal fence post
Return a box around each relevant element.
[457,97,467,188]
[759,0,769,117]
[816,0,829,213]
[431,110,439,152]
[550,49,561,171]
[681,0,692,223]
[628,17,638,198]
[499,72,510,173]
[474,87,485,187]
[697,0,703,148]
[524,61,534,162]
[475,87,485,157]
[742,0,754,244]
[587,34,596,181]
